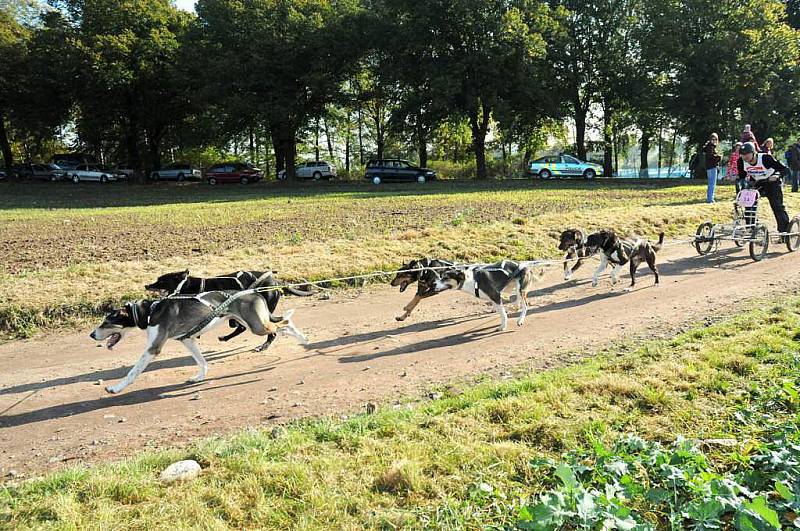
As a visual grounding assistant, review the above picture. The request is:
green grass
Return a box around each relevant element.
[4,178,788,339]
[3,296,800,529]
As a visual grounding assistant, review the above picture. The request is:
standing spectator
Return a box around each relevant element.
[703,133,722,203]
[789,137,800,193]
[727,142,746,192]
[740,124,759,150]
[761,137,775,155]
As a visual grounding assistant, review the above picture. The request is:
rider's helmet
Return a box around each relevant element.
[740,142,756,155]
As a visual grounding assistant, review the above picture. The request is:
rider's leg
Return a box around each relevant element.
[763,180,790,233]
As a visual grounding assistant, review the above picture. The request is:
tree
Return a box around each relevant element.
[0,4,29,173]
[380,0,556,179]
[196,0,365,182]
[64,0,193,181]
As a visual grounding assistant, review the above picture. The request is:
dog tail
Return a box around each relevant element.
[282,283,317,297]
[652,232,665,252]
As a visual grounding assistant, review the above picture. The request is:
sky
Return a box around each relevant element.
[175,0,195,12]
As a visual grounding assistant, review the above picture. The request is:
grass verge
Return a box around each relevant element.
[2,296,800,529]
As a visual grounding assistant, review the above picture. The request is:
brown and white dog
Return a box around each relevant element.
[389,258,454,321]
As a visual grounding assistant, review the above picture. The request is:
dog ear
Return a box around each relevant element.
[181,269,189,277]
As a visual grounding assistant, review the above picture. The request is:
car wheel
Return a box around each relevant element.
[100,175,108,183]
[151,172,159,180]
[177,173,185,182]
[71,174,80,184]
[208,177,218,186]
[240,176,249,185]
[371,175,381,185]
[539,169,552,179]
[277,172,287,181]
[417,175,426,183]
[583,168,596,179]
[313,171,322,181]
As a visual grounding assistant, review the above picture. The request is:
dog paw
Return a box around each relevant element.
[591,280,599,287]
[105,385,121,394]
[623,287,632,293]
[218,336,229,342]
[395,315,406,322]
[187,375,205,384]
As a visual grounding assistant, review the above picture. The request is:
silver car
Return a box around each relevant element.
[278,160,337,180]
[69,164,118,183]
[151,163,202,181]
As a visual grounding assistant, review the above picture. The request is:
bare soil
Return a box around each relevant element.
[1,242,799,479]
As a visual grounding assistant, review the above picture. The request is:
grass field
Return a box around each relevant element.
[3,178,797,339]
[2,295,799,529]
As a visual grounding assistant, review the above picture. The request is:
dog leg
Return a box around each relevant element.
[592,255,607,287]
[396,295,422,322]
[181,338,208,383]
[516,286,528,327]
[563,250,574,280]
[219,322,246,342]
[625,260,640,292]
[106,328,164,394]
[610,264,622,285]
[253,333,277,352]
[495,303,508,331]
[647,252,660,286]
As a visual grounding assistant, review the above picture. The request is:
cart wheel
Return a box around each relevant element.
[694,222,715,255]
[749,225,769,261]
[786,217,800,252]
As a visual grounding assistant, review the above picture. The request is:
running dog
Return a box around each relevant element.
[90,291,308,394]
[558,228,592,280]
[583,229,664,289]
[432,260,544,331]
[145,270,315,350]
[389,258,454,321]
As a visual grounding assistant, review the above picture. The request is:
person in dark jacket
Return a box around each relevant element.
[703,133,722,203]
[737,142,790,234]
[788,137,800,193]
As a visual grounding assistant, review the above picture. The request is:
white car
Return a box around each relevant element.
[69,164,118,183]
[151,163,201,181]
[529,154,603,179]
[278,160,337,180]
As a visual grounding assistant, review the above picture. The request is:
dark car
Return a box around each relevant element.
[205,162,262,185]
[364,159,436,184]
[15,163,66,181]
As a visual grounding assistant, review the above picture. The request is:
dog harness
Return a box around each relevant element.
[176,292,237,340]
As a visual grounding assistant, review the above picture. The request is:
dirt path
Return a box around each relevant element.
[1,242,799,478]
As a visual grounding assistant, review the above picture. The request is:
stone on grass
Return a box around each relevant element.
[159,460,202,483]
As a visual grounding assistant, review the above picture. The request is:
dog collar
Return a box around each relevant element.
[127,301,149,330]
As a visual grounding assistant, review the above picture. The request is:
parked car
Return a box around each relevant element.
[205,162,262,185]
[0,170,6,181]
[52,153,96,171]
[69,163,119,183]
[277,160,337,181]
[151,163,201,181]
[15,163,66,181]
[528,154,603,179]
[364,159,436,184]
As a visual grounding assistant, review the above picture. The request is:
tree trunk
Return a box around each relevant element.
[345,110,351,175]
[264,133,271,177]
[314,117,320,162]
[417,124,427,168]
[249,126,255,163]
[574,97,588,160]
[0,111,13,174]
[522,149,532,174]
[469,100,490,180]
[126,114,143,184]
[323,117,334,160]
[639,129,650,178]
[602,104,613,178]
[276,123,298,183]
[357,106,364,165]
[657,125,663,176]
[272,132,285,177]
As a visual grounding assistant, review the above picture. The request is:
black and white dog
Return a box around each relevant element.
[90,292,308,394]
[583,229,665,289]
[558,228,591,281]
[389,258,454,321]
[433,260,543,331]
[145,270,314,350]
